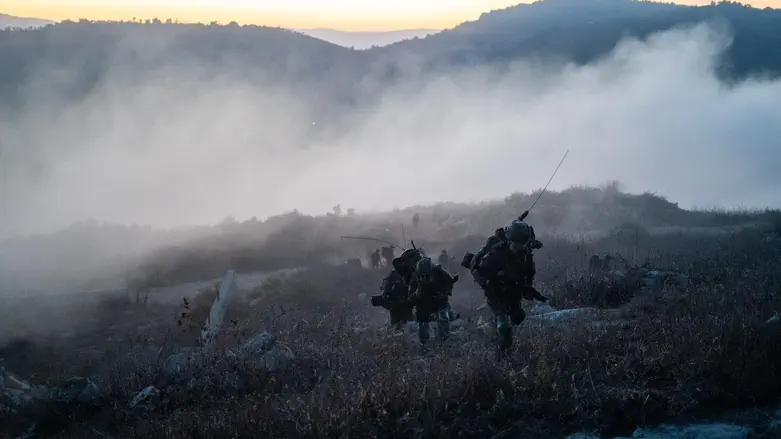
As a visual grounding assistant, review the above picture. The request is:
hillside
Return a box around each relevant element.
[295,28,440,49]
[1,0,780,111]
[2,185,778,292]
[0,13,53,30]
[378,0,781,79]
[0,20,369,114]
[1,186,781,439]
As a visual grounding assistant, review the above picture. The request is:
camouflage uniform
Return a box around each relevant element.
[470,228,507,272]
[379,269,415,329]
[392,248,425,285]
[408,257,456,344]
[473,220,547,351]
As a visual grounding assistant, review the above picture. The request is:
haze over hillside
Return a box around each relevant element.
[0,0,780,240]
[0,13,53,29]
[294,28,440,49]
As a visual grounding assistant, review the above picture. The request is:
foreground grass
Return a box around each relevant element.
[3,227,781,439]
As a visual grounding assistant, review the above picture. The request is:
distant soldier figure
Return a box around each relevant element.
[588,254,602,274]
[381,246,395,267]
[472,220,548,352]
[408,257,457,344]
[370,248,382,269]
[438,249,450,270]
[412,213,420,228]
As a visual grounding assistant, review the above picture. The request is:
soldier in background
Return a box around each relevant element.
[377,269,415,331]
[408,257,456,344]
[371,248,382,269]
[381,246,395,267]
[438,249,450,270]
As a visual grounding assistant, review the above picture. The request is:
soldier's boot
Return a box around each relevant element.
[418,321,430,345]
[496,314,513,351]
[436,309,450,341]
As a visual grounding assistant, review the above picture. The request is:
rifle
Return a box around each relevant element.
[371,294,412,309]
[491,278,549,303]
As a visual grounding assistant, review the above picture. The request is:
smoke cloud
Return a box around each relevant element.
[1,23,780,238]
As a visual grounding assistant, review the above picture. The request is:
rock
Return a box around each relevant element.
[528,303,558,315]
[14,424,37,439]
[763,313,780,337]
[237,331,294,373]
[625,423,752,439]
[527,307,602,323]
[1,389,35,415]
[262,344,295,372]
[128,386,160,413]
[242,331,277,355]
[767,407,781,434]
[565,434,601,439]
[162,349,195,385]
[50,377,101,406]
[1,367,31,391]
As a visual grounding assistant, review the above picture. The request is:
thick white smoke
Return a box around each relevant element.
[1,23,780,238]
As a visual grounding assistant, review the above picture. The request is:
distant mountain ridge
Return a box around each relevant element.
[294,28,440,49]
[0,0,779,108]
[376,0,781,79]
[0,13,53,29]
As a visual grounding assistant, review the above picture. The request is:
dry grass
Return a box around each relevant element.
[2,224,781,439]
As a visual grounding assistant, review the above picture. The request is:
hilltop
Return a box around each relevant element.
[1,184,778,293]
[294,28,440,49]
[1,0,781,111]
[377,0,781,79]
[0,13,53,30]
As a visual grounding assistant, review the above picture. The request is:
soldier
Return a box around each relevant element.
[408,257,456,344]
[473,220,548,352]
[468,227,507,272]
[377,269,415,331]
[381,246,395,267]
[392,248,425,285]
[438,249,449,270]
[371,248,382,269]
[413,213,420,228]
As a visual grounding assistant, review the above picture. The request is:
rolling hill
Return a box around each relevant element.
[0,13,53,29]
[378,0,781,79]
[295,28,440,49]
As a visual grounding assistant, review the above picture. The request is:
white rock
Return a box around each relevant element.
[128,386,159,412]
[628,423,752,439]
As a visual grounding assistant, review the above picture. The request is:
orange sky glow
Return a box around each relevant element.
[1,0,778,31]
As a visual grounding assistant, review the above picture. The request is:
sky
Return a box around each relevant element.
[1,0,778,31]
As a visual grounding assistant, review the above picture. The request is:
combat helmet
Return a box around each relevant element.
[415,257,435,282]
[393,248,424,272]
[505,220,532,245]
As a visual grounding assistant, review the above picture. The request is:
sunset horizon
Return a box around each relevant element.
[1,0,778,32]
